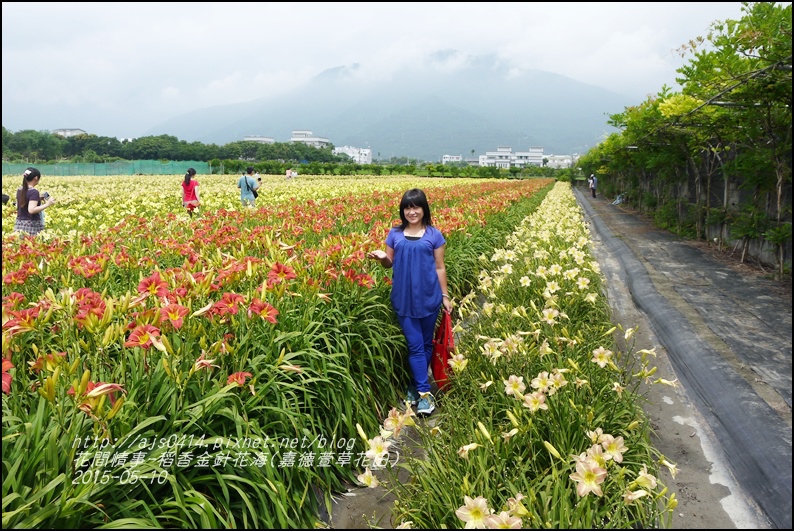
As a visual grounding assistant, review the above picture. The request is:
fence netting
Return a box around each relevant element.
[2,160,210,176]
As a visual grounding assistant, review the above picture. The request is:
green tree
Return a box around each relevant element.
[579,2,791,277]
[5,129,63,161]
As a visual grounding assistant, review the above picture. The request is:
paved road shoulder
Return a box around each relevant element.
[577,187,791,529]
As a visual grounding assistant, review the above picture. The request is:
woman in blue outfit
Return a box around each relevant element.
[368,188,453,415]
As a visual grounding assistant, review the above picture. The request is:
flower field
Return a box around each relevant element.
[2,174,676,528]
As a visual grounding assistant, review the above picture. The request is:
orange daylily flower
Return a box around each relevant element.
[85,381,126,401]
[2,359,14,394]
[248,298,279,324]
[212,292,245,316]
[137,271,169,298]
[2,292,25,310]
[74,290,107,328]
[68,254,107,279]
[160,303,189,329]
[3,307,40,336]
[267,262,297,285]
[227,371,252,386]
[124,324,161,349]
[68,380,126,415]
[2,271,26,285]
[194,353,219,371]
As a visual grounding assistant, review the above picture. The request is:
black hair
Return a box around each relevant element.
[184,167,196,185]
[398,188,432,230]
[17,167,41,206]
[246,167,255,175]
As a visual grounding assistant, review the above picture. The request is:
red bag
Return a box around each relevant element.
[432,311,454,391]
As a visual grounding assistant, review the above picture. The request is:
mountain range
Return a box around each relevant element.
[145,52,636,161]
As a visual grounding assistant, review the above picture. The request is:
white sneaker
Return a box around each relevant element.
[416,392,435,415]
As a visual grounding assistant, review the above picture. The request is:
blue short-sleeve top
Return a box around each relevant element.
[238,175,258,201]
[386,225,445,318]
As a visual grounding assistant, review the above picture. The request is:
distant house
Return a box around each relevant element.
[333,146,372,164]
[513,147,545,168]
[479,146,545,168]
[545,154,575,169]
[52,128,87,137]
[243,135,275,144]
[441,155,462,164]
[289,130,331,149]
[479,146,514,169]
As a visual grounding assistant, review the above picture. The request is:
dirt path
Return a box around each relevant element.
[322,423,427,528]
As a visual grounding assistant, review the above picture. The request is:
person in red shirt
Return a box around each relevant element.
[181,168,200,216]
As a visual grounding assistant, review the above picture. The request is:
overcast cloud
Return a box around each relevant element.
[2,2,749,139]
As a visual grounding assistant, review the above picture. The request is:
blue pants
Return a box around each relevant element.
[398,311,440,394]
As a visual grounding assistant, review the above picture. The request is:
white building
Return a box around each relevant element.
[289,130,331,149]
[52,128,87,137]
[479,146,514,169]
[513,147,545,168]
[441,155,462,164]
[545,154,574,169]
[479,146,545,168]
[243,135,275,144]
[333,145,372,164]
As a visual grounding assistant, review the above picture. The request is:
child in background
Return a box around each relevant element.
[182,168,200,216]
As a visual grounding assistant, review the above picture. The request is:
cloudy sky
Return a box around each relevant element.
[3,2,748,139]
